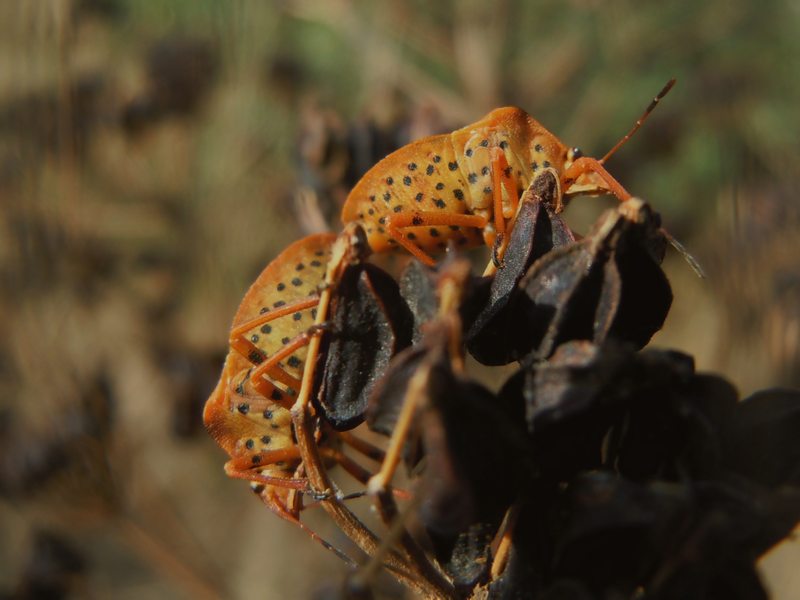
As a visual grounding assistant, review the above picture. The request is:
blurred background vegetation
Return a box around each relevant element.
[1,0,798,598]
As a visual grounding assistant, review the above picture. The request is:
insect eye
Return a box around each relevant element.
[571,147,583,160]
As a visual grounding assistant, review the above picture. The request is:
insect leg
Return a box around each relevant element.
[489,146,520,238]
[247,333,312,402]
[367,357,432,495]
[386,211,489,266]
[224,447,307,488]
[229,296,319,363]
[256,486,358,567]
[337,431,386,463]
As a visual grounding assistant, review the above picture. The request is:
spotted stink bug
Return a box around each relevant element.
[341,80,675,272]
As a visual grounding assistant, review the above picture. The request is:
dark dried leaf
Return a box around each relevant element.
[400,258,490,345]
[317,263,413,430]
[519,199,671,361]
[723,388,800,487]
[467,171,575,365]
[551,473,689,595]
[365,344,428,438]
[518,341,742,481]
[398,261,440,344]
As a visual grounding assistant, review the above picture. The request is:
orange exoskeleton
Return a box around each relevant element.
[203,227,389,560]
[341,80,675,272]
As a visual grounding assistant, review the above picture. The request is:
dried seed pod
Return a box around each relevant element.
[367,258,527,592]
[399,256,490,346]
[514,340,738,482]
[316,262,414,430]
[519,198,672,361]
[467,169,575,365]
[549,472,689,596]
[723,388,800,487]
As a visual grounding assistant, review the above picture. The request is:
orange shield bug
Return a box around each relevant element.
[203,225,414,561]
[341,80,675,272]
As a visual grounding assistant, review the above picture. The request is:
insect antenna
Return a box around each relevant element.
[660,227,707,278]
[599,78,677,165]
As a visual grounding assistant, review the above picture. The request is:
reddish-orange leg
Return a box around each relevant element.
[229,296,321,407]
[255,475,358,567]
[386,147,521,268]
[386,212,489,266]
[489,146,521,269]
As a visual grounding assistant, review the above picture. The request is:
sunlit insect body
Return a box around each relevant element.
[203,233,336,520]
[342,82,675,269]
[203,227,395,542]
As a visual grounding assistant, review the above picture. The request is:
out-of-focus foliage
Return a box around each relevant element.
[1,0,798,597]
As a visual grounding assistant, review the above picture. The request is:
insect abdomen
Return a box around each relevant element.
[341,135,483,253]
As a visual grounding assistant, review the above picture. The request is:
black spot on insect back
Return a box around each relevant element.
[481,166,490,176]
[384,191,391,201]
[448,161,458,171]
[404,176,412,186]
[408,162,417,171]
[237,403,250,415]
[295,263,305,271]
[426,165,435,176]
[369,195,376,202]
[263,409,273,419]
[465,148,473,157]
[453,189,464,201]
[293,312,302,321]
[415,193,424,202]
[269,390,282,402]
[288,356,301,368]
[435,199,446,208]
[261,324,271,334]
[292,278,302,286]
[436,182,445,190]
[245,439,254,450]
[407,232,417,240]
[468,173,478,184]
[543,160,551,168]
[534,143,543,152]
[433,155,441,163]
[282,337,290,344]
[430,228,440,237]
[277,283,285,291]
[393,206,403,213]
[386,176,394,185]
[250,334,259,343]
[274,300,286,308]
[499,140,509,149]
[261,435,271,444]
[251,455,261,464]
